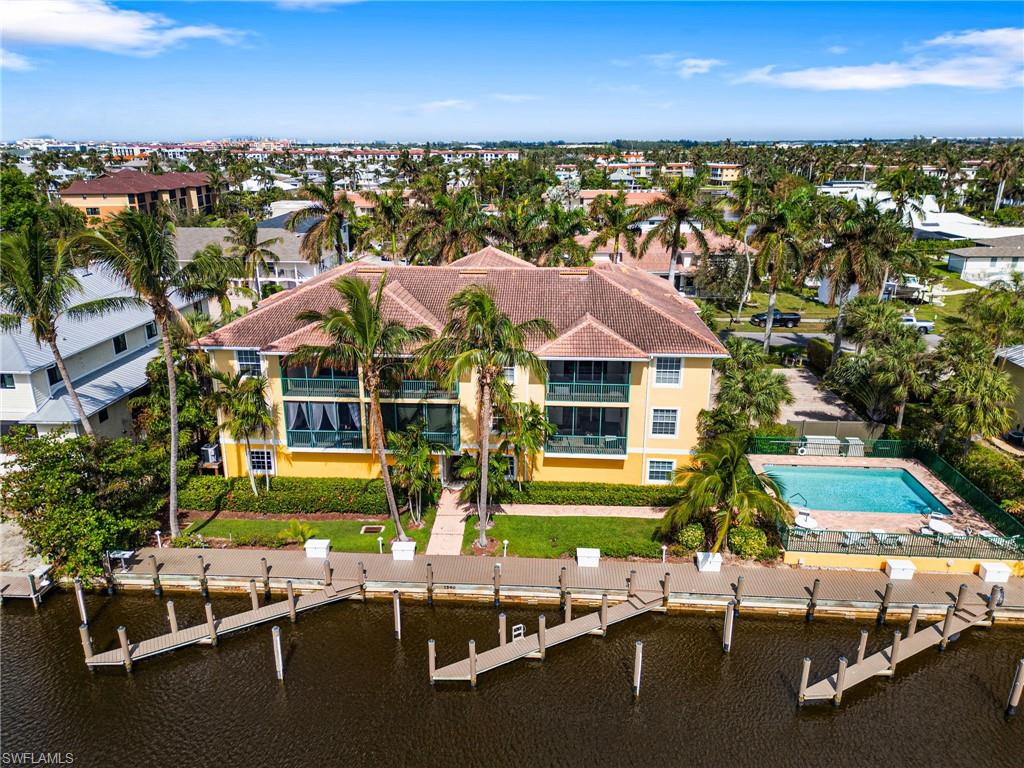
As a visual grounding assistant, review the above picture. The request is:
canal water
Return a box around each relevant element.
[2,592,1022,766]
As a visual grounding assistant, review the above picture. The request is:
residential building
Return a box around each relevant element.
[196,247,726,486]
[661,162,696,179]
[0,270,203,440]
[59,169,215,222]
[706,162,743,186]
[945,235,1024,286]
[997,345,1024,432]
[576,189,662,212]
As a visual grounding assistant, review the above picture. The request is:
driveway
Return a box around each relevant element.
[777,368,859,422]
[722,330,941,352]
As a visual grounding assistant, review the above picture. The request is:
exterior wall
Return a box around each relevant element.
[61,193,131,222]
[90,396,135,440]
[0,373,41,420]
[1007,361,1024,428]
[783,550,1024,577]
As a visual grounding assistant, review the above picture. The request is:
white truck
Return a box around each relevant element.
[900,315,935,334]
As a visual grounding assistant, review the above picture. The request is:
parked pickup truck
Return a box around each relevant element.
[900,315,935,334]
[750,309,801,328]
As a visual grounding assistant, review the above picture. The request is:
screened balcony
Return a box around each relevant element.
[285,401,363,449]
[379,380,458,400]
[544,406,628,456]
[545,360,630,403]
[280,360,359,398]
[379,402,460,451]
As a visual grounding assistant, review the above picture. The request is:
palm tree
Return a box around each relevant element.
[293,276,432,541]
[418,286,555,546]
[933,361,1015,451]
[357,188,407,261]
[876,165,930,223]
[968,273,1024,363]
[487,197,542,259]
[659,434,791,552]
[72,210,216,537]
[713,337,794,429]
[388,421,449,525]
[209,371,277,495]
[535,203,589,266]
[634,173,725,290]
[987,142,1022,212]
[588,191,639,263]
[404,189,489,264]
[872,329,930,430]
[498,401,556,490]
[287,168,355,266]
[935,146,965,211]
[0,220,131,438]
[843,295,907,353]
[226,215,281,301]
[189,243,254,316]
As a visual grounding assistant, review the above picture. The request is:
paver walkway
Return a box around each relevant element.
[425,488,470,556]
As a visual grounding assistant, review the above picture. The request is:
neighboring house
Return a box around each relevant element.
[706,163,743,186]
[576,189,662,212]
[59,169,215,221]
[945,235,1024,287]
[997,345,1024,431]
[197,246,727,486]
[0,269,203,439]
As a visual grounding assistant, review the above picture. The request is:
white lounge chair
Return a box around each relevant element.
[841,530,868,549]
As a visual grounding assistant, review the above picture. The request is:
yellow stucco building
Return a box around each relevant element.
[199,247,727,486]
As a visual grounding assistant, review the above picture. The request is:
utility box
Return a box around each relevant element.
[304,538,331,559]
[885,559,916,580]
[696,552,723,572]
[979,562,1011,584]
[576,548,600,568]
[391,541,416,561]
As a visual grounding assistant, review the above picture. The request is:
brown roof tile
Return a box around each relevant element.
[578,232,753,273]
[535,313,647,359]
[448,246,536,269]
[61,170,210,196]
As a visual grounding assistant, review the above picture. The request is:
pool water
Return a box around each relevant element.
[763,465,948,515]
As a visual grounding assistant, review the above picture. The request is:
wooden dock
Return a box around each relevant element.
[431,592,663,684]
[0,568,54,606]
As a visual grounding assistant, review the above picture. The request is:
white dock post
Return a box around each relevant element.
[272,626,284,681]
[205,602,218,646]
[662,571,671,608]
[833,656,848,707]
[155,530,162,549]
[954,583,969,612]
[74,578,88,625]
[661,544,667,563]
[167,600,178,633]
[723,600,736,653]
[260,557,270,595]
[249,579,260,611]
[632,640,643,698]
[856,629,869,664]
[538,614,547,661]
[79,623,94,661]
[797,657,811,706]
[1006,658,1024,718]
[117,626,132,673]
[499,612,507,646]
[286,581,297,623]
[734,575,745,611]
[564,591,572,623]
[939,605,955,651]
[907,604,920,638]
[889,630,902,675]
[806,578,820,622]
[468,640,477,687]
[392,590,401,640]
[428,639,436,684]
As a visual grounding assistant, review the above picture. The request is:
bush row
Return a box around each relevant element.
[956,445,1024,506]
[501,481,684,507]
[179,475,389,515]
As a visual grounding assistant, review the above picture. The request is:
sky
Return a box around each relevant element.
[2,1,1023,142]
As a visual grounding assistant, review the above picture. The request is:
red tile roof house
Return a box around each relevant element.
[197,246,727,487]
[59,169,215,222]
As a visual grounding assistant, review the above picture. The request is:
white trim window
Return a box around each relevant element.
[236,350,262,377]
[650,408,678,437]
[647,459,675,483]
[503,366,516,384]
[112,333,128,355]
[247,449,274,475]
[654,357,682,386]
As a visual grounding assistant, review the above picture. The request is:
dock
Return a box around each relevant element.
[0,567,54,606]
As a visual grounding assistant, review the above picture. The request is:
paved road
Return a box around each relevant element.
[722,330,941,352]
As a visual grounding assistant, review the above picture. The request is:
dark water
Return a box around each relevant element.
[2,592,1022,767]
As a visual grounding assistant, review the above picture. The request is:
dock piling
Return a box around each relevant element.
[538,614,546,661]
[322,559,332,587]
[662,571,671,608]
[167,600,178,633]
[632,641,643,698]
[249,579,259,611]
[117,626,132,672]
[499,612,507,646]
[74,578,88,625]
[564,591,572,623]
[889,630,902,675]
[357,560,366,598]
[987,585,1001,624]
[286,581,297,623]
[260,557,270,596]
[392,590,401,640]
[205,603,218,646]
[628,570,636,598]
[856,628,869,664]
[1006,658,1023,718]
[148,555,162,597]
[797,657,811,706]
[426,562,434,606]
[939,605,955,651]
[428,639,436,684]
[468,640,477,687]
[734,575,745,611]
[493,564,501,607]
[723,600,736,653]
[833,656,848,707]
[272,626,284,681]
[559,567,566,609]
[600,594,608,636]
[806,578,820,622]
[954,583,969,611]
[196,555,208,599]
[79,623,93,661]
[907,605,920,638]
[27,573,39,609]
[103,551,114,595]
[877,582,893,625]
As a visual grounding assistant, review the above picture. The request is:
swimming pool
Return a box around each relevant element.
[763,465,949,515]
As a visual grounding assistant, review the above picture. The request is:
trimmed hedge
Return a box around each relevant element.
[729,525,768,559]
[956,444,1024,506]
[502,481,684,507]
[806,338,834,374]
[179,475,389,516]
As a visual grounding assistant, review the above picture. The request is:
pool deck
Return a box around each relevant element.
[747,455,993,535]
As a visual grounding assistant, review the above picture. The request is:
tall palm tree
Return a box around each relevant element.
[188,243,254,316]
[293,276,432,541]
[659,434,791,552]
[498,401,555,490]
[876,165,930,223]
[634,173,725,289]
[404,189,489,264]
[968,273,1024,363]
[933,361,1015,451]
[209,371,277,495]
[0,220,131,438]
[536,203,590,266]
[872,330,930,430]
[387,421,449,525]
[713,337,794,429]
[418,286,555,546]
[935,146,965,211]
[72,210,215,537]
[987,142,1022,212]
[226,215,281,301]
[589,191,639,263]
[487,197,542,259]
[357,188,407,261]
[287,168,355,266]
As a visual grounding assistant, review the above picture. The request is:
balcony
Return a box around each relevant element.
[545,433,627,456]
[423,430,461,451]
[545,381,630,403]
[282,377,359,398]
[379,380,458,400]
[286,429,363,449]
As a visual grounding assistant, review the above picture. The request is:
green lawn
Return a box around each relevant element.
[462,514,665,559]
[186,508,435,553]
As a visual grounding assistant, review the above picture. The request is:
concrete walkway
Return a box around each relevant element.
[425,488,470,556]
[498,504,664,519]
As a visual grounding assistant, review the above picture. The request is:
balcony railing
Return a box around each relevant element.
[545,433,627,456]
[545,381,630,403]
[282,377,359,398]
[286,429,363,449]
[379,380,458,400]
[423,430,460,450]
[780,525,1023,561]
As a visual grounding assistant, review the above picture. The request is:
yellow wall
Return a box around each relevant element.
[784,550,1024,577]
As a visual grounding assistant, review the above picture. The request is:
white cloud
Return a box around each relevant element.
[419,99,471,113]
[640,52,723,79]
[2,0,245,56]
[826,45,848,55]
[737,26,1024,90]
[490,93,539,103]
[1,47,33,71]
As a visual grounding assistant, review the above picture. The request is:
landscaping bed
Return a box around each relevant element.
[501,481,683,507]
[179,475,389,516]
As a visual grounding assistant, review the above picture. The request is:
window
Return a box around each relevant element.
[0,373,14,389]
[236,350,261,376]
[46,366,61,387]
[248,449,274,474]
[654,357,682,385]
[97,408,109,423]
[503,366,516,384]
[85,207,100,216]
[145,322,158,340]
[112,333,128,354]
[647,459,675,483]
[651,408,678,437]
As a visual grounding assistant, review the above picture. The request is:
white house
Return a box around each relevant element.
[945,235,1024,287]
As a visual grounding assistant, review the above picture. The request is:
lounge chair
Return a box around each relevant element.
[841,530,869,549]
[870,529,900,547]
[790,526,808,540]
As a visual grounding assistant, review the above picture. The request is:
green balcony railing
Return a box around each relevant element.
[545,433,627,456]
[780,525,1023,561]
[286,429,363,449]
[423,430,460,450]
[282,377,359,398]
[545,381,630,403]
[379,380,458,400]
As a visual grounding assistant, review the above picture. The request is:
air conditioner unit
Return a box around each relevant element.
[201,443,221,464]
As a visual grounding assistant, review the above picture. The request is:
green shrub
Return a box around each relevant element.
[957,445,1024,504]
[178,476,389,515]
[806,338,834,374]
[674,523,706,552]
[502,481,683,507]
[751,423,798,439]
[172,532,205,548]
[729,525,768,559]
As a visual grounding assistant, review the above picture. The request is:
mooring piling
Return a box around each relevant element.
[272,626,284,681]
[907,604,920,638]
[205,603,218,646]
[166,600,178,633]
[286,581,297,623]
[538,614,547,661]
[806,578,820,622]
[357,560,366,599]
[632,640,643,699]
[392,590,401,640]
[196,555,208,599]
[833,656,848,706]
[600,593,609,636]
[954,583,969,612]
[148,555,162,597]
[74,578,88,625]
[428,639,436,684]
[734,575,745,612]
[499,612,507,646]
[260,557,270,596]
[27,573,39,609]
[627,570,637,598]
[79,623,94,661]
[1006,658,1024,719]
[662,571,671,608]
[493,564,501,607]
[797,657,811,706]
[322,559,332,587]
[877,582,893,625]
[939,605,955,651]
[988,585,1001,624]
[559,566,566,608]
[468,640,477,687]
[249,579,259,611]
[889,630,902,675]
[856,628,869,664]
[426,561,434,605]
[723,600,736,653]
[117,626,132,673]
[564,591,572,623]
[103,552,115,595]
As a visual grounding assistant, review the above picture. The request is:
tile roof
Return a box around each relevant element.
[578,231,753,273]
[61,170,209,196]
[535,313,647,359]
[578,190,663,206]
[197,257,727,359]
[448,246,536,269]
